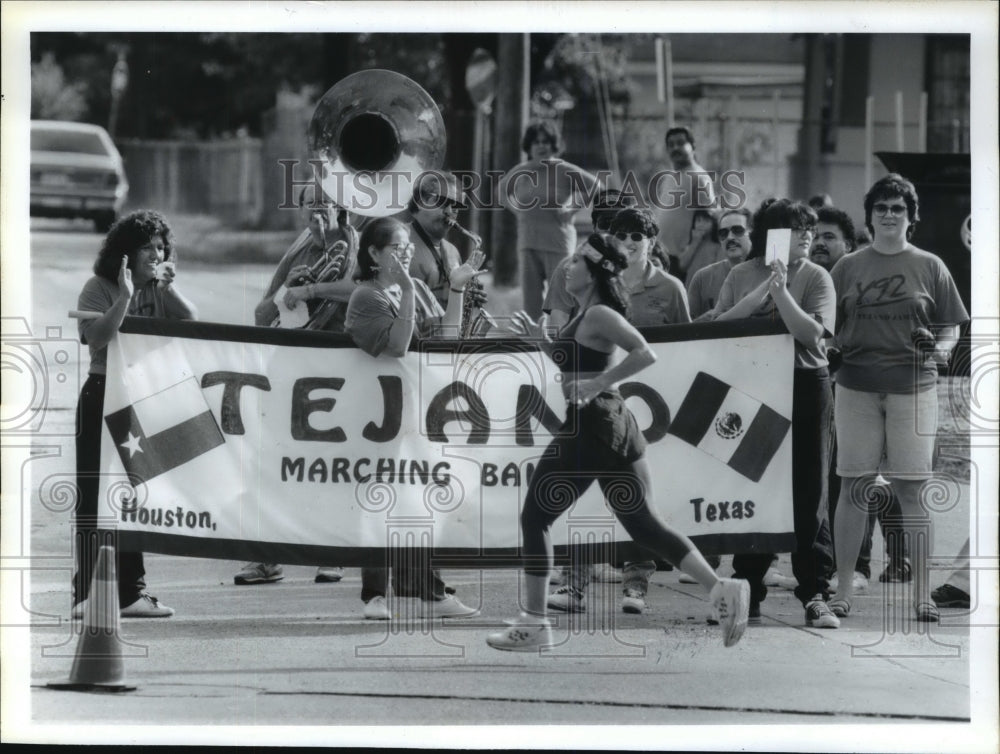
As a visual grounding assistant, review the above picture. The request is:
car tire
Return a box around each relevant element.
[93,211,116,234]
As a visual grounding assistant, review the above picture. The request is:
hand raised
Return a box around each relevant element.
[450,249,487,290]
[117,255,134,299]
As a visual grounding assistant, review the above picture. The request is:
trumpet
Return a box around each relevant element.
[271,237,351,329]
[447,219,496,339]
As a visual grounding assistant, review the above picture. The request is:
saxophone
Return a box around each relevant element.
[447,219,496,339]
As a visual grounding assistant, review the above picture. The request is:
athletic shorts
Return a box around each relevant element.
[834,384,937,478]
[558,390,647,463]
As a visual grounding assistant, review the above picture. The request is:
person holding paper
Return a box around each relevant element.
[712,198,840,629]
[72,210,198,619]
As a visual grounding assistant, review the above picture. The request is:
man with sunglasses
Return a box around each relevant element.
[687,208,752,320]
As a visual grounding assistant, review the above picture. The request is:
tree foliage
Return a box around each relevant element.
[31,52,89,122]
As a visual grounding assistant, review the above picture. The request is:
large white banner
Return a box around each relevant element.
[98,318,796,565]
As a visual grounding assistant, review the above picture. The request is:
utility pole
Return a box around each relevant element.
[489,33,529,287]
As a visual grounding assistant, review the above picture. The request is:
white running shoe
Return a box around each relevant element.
[710,578,750,647]
[487,615,554,652]
[314,567,344,583]
[547,586,587,613]
[621,588,646,614]
[120,593,175,618]
[421,595,479,618]
[363,595,390,620]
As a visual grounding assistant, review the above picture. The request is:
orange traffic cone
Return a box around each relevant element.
[48,545,136,692]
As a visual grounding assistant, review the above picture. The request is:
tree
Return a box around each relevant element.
[31,52,88,121]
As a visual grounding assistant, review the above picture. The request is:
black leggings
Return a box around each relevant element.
[72,374,147,606]
[520,399,693,577]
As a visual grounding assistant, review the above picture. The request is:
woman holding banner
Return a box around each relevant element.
[345,216,485,620]
[711,198,840,629]
[72,209,198,619]
[486,232,749,651]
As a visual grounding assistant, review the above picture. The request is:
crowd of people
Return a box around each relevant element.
[70,119,971,651]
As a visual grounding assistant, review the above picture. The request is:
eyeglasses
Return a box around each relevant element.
[790,225,816,235]
[873,202,908,217]
[384,242,415,255]
[614,231,648,243]
[718,226,747,240]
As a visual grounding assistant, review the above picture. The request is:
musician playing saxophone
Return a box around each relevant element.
[406,171,488,315]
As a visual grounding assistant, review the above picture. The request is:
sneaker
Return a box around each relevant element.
[363,595,390,620]
[120,594,175,618]
[931,583,971,609]
[70,601,86,620]
[770,573,799,590]
[805,597,840,629]
[486,616,554,652]
[828,571,869,594]
[314,567,344,583]
[591,563,623,583]
[621,588,646,614]
[915,601,941,622]
[234,563,284,585]
[710,578,750,647]
[548,585,587,613]
[678,572,698,584]
[879,559,913,583]
[421,594,478,618]
[747,601,762,626]
[763,567,785,587]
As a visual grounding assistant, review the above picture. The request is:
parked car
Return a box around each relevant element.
[30,120,129,233]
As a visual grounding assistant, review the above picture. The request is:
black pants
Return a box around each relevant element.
[360,565,447,603]
[733,368,834,607]
[71,374,146,607]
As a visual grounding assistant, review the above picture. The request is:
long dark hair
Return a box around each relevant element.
[520,121,563,157]
[747,199,817,260]
[582,234,631,320]
[688,208,720,244]
[93,210,174,281]
[355,217,408,281]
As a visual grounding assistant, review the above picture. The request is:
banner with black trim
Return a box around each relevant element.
[97,318,796,566]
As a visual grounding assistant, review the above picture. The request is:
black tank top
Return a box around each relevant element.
[551,311,613,374]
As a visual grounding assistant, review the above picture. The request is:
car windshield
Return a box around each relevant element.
[31,128,110,156]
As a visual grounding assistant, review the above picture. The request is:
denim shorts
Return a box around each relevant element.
[560,390,647,463]
[834,384,937,478]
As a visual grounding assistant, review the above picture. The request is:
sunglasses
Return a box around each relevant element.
[873,202,908,217]
[614,231,649,243]
[718,226,748,240]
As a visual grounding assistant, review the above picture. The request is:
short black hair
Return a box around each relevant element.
[747,198,817,260]
[815,206,857,252]
[521,121,563,157]
[93,209,174,281]
[355,217,408,281]
[591,189,638,229]
[863,173,920,239]
[665,126,695,150]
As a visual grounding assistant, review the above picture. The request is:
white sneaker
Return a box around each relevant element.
[421,594,478,618]
[770,573,798,590]
[314,567,344,583]
[710,578,749,647]
[678,572,698,584]
[363,595,390,620]
[621,588,646,614]
[70,601,86,620]
[852,571,869,593]
[487,615,554,652]
[591,564,623,583]
[120,593,175,618]
[547,586,586,613]
[762,567,785,587]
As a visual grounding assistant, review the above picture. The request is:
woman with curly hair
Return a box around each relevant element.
[486,232,749,651]
[72,209,197,619]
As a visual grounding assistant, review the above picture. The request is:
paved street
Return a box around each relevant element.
[4,220,994,748]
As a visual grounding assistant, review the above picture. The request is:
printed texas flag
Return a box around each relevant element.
[667,371,790,483]
[105,377,225,483]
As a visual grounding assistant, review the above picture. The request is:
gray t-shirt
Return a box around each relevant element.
[78,275,176,375]
[715,256,835,371]
[686,259,733,320]
[543,252,691,327]
[830,245,969,393]
[345,278,444,357]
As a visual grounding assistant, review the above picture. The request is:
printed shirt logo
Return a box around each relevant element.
[854,274,908,308]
